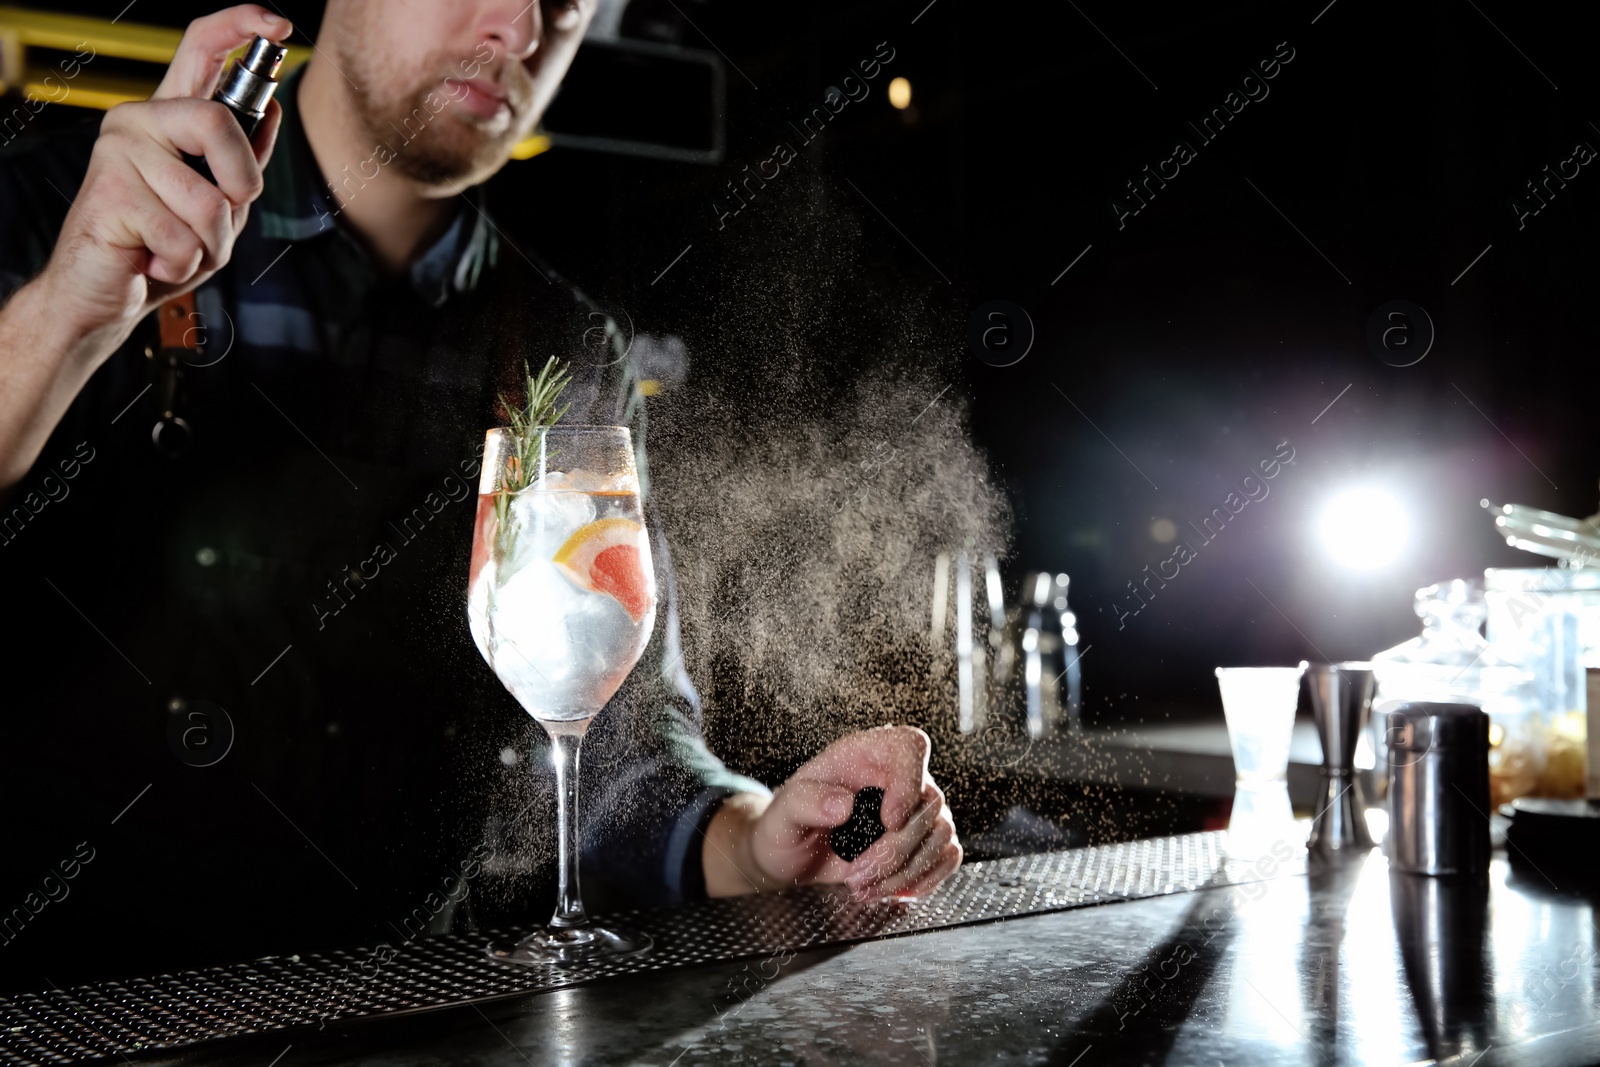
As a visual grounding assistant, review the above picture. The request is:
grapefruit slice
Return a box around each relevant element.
[552,517,654,622]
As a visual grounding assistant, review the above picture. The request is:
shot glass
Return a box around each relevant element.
[1216,664,1307,859]
[1216,665,1307,784]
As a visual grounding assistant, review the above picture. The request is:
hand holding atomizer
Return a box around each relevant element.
[152,30,288,456]
[19,7,293,346]
[184,35,288,183]
[0,6,292,486]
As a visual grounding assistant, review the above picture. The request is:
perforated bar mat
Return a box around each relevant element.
[0,830,1300,1065]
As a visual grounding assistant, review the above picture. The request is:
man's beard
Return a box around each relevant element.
[338,51,532,186]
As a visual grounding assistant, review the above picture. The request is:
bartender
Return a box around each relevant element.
[0,1,959,970]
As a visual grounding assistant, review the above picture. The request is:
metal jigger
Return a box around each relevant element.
[1306,662,1376,855]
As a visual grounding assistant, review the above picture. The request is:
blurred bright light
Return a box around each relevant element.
[887,77,912,109]
[1318,487,1409,570]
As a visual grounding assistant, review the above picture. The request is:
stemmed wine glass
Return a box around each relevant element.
[467,425,658,964]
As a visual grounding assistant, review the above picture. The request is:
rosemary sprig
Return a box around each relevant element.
[495,356,573,527]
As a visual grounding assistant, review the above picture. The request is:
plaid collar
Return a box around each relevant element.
[255,65,497,307]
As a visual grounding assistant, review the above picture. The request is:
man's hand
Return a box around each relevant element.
[703,725,962,901]
[0,4,289,487]
[43,5,289,338]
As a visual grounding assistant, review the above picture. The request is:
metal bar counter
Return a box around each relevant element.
[3,830,1593,1066]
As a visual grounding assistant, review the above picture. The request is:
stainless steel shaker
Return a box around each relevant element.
[1386,702,1492,876]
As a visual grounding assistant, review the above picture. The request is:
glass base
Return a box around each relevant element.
[1226,779,1298,861]
[487,923,653,967]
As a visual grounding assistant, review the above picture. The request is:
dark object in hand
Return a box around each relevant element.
[185,36,287,182]
[829,787,886,862]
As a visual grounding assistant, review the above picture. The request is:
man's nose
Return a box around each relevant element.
[480,0,543,62]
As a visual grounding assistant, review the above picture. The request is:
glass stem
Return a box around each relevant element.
[545,722,589,930]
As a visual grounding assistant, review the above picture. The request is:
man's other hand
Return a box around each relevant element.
[703,725,962,901]
[44,5,289,337]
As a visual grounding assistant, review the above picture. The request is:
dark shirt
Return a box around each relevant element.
[0,70,760,985]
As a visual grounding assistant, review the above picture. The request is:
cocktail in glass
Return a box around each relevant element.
[468,425,657,964]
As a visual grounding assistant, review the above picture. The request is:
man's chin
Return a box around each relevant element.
[396,127,521,188]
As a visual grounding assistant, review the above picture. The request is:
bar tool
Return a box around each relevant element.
[1020,571,1081,738]
[1386,702,1491,877]
[1306,661,1376,855]
[159,36,288,455]
[184,36,288,182]
[935,556,1082,746]
[829,787,885,862]
[217,36,289,135]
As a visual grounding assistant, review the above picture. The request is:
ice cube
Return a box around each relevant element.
[488,558,583,688]
[494,487,596,585]
[529,470,570,491]
[524,474,598,526]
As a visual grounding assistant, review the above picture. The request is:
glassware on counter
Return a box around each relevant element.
[1216,664,1307,858]
[1018,571,1082,739]
[468,425,658,965]
[952,551,987,734]
[932,551,1002,735]
[1217,665,1306,783]
[933,558,1082,742]
[1371,580,1543,808]
[1480,499,1600,566]
[1484,566,1596,801]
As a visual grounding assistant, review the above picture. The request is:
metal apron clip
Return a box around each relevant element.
[151,292,200,456]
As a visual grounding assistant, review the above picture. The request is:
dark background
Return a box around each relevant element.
[20,0,1597,723]
[552,0,1597,720]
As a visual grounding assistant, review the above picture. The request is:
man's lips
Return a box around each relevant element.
[452,77,510,120]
